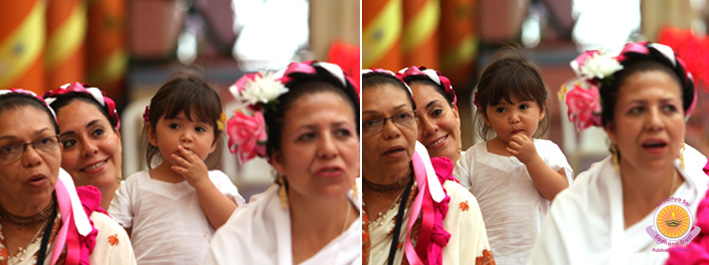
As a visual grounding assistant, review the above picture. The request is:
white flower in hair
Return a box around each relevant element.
[240,71,289,105]
[574,51,624,80]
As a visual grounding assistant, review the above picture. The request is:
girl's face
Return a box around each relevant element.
[271,91,359,200]
[410,82,461,161]
[362,84,418,177]
[57,100,122,191]
[483,97,546,144]
[606,70,685,172]
[0,106,60,209]
[148,111,218,166]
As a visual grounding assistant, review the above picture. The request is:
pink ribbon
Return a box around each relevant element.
[44,82,121,130]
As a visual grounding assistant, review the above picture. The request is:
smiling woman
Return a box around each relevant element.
[0,90,135,264]
[44,83,123,211]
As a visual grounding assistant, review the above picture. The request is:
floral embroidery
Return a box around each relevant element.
[475,249,496,265]
[108,234,119,246]
[459,201,469,211]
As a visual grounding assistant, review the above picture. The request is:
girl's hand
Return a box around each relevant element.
[171,145,209,188]
[507,134,539,164]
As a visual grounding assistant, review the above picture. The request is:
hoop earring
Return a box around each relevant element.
[610,143,619,172]
[679,139,686,170]
[278,176,288,208]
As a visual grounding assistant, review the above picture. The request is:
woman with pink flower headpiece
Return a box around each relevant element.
[202,61,361,265]
[529,42,708,264]
[0,90,135,264]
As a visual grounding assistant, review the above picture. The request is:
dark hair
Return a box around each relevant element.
[362,71,417,110]
[404,77,454,107]
[601,60,685,128]
[145,72,223,168]
[46,92,119,131]
[0,93,59,134]
[475,45,550,140]
[265,66,360,158]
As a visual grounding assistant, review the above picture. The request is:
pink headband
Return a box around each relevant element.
[362,68,414,99]
[0,89,57,121]
[44,82,121,130]
[397,66,457,104]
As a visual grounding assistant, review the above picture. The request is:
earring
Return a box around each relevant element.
[352,181,359,201]
[117,171,122,184]
[278,176,288,208]
[679,139,686,170]
[610,144,619,172]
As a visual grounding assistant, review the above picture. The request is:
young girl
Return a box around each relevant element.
[109,72,245,264]
[453,46,573,265]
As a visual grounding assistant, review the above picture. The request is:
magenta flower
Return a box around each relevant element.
[566,84,603,131]
[226,110,268,163]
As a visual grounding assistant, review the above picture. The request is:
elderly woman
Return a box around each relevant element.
[0,90,135,264]
[396,66,462,165]
[43,83,122,210]
[528,42,708,264]
[361,69,493,265]
[202,61,360,264]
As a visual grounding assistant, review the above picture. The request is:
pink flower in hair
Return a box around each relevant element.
[226,110,268,163]
[565,83,602,131]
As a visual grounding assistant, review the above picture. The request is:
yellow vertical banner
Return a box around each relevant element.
[362,0,403,70]
[46,0,86,89]
[439,0,478,87]
[402,0,440,69]
[86,0,127,101]
[0,0,46,93]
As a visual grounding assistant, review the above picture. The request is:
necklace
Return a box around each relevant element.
[363,170,412,193]
[0,196,56,227]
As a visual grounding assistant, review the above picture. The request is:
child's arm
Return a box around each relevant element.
[171,146,238,229]
[507,134,568,201]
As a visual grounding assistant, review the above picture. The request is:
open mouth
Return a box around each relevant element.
[426,135,448,148]
[642,141,667,148]
[316,166,344,177]
[80,159,108,172]
[384,146,405,155]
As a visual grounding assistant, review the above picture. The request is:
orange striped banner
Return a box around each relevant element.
[363,0,403,70]
[439,0,478,87]
[0,0,45,93]
[86,0,127,101]
[402,0,439,69]
[46,0,86,89]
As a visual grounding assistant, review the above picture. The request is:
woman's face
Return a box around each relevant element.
[362,84,418,177]
[0,106,60,210]
[606,70,685,172]
[56,100,122,191]
[410,82,461,162]
[271,91,359,200]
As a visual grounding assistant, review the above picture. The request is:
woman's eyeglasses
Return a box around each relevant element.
[363,111,416,134]
[0,135,60,161]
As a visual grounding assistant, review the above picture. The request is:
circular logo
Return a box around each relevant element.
[653,202,692,240]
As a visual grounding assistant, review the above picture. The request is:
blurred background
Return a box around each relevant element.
[0,0,359,198]
[363,0,709,175]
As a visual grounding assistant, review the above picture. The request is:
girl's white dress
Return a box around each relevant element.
[454,139,574,265]
[109,170,244,265]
